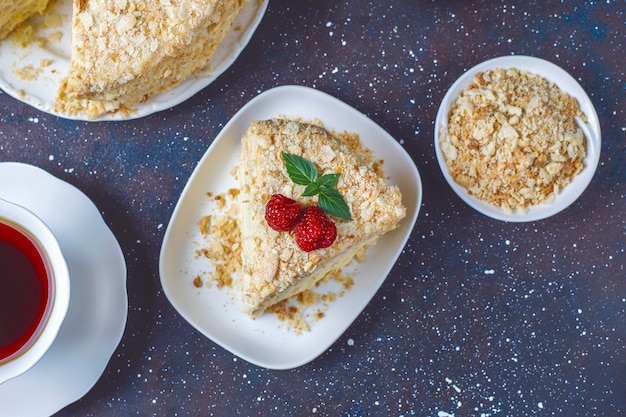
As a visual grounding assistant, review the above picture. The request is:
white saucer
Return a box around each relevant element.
[0,163,128,416]
[0,0,267,121]
[160,85,422,370]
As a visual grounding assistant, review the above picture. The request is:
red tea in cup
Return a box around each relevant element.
[0,198,68,384]
[0,220,51,362]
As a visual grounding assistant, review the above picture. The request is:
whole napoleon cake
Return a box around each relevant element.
[55,0,247,118]
[238,118,406,317]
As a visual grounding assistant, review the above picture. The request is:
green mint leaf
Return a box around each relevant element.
[302,183,322,197]
[282,152,318,186]
[317,173,340,188]
[282,152,352,221]
[318,188,352,220]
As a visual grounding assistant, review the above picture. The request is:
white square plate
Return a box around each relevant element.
[159,85,422,369]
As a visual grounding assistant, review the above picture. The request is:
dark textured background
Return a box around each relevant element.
[1,1,624,416]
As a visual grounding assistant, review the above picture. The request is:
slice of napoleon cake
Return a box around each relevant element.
[55,0,247,118]
[238,118,406,316]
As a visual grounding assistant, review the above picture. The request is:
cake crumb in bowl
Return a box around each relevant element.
[435,55,601,222]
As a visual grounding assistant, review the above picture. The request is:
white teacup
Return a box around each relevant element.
[0,198,70,384]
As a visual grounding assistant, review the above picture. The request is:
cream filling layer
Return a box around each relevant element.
[241,234,380,316]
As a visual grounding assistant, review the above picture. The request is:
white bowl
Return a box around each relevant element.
[0,198,70,384]
[434,55,601,222]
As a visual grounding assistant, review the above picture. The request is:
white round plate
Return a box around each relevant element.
[0,0,268,121]
[0,163,128,416]
[159,85,422,370]
[434,55,601,222]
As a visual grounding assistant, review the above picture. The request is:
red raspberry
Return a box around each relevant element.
[265,194,302,231]
[295,206,337,252]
